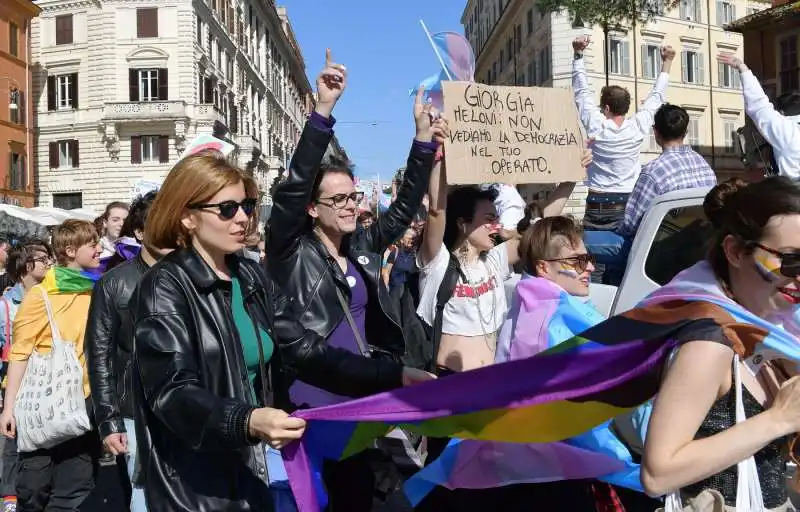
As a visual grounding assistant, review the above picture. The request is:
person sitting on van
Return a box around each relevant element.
[584,104,717,285]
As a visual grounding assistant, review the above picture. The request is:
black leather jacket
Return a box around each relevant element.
[131,248,403,512]
[86,253,148,438]
[269,119,435,359]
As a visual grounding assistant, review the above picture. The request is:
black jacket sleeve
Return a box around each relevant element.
[355,143,435,254]
[269,120,334,261]
[86,276,125,439]
[133,269,256,452]
[268,277,404,398]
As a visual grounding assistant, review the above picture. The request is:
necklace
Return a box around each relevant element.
[457,252,499,355]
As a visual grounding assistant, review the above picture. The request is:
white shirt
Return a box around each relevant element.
[573,57,669,193]
[741,69,800,180]
[417,244,510,337]
[481,184,526,231]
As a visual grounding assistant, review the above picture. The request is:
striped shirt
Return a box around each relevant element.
[618,145,717,237]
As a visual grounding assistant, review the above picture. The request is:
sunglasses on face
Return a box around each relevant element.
[189,198,258,220]
[316,192,364,209]
[544,253,595,273]
[749,242,800,278]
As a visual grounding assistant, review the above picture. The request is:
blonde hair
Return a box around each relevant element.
[519,215,584,276]
[52,219,99,266]
[145,151,260,250]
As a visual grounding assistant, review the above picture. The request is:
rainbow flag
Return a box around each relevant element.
[283,262,800,512]
[41,266,100,295]
[404,277,640,504]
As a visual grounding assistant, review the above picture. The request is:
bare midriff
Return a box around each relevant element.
[437,332,498,372]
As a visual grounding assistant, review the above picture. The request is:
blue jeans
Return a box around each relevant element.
[123,418,147,512]
[584,230,632,286]
[583,192,630,231]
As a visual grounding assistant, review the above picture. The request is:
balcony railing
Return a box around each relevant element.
[103,101,187,121]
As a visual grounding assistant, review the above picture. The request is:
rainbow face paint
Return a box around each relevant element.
[557,267,580,279]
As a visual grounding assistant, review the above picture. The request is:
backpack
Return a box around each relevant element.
[418,253,464,373]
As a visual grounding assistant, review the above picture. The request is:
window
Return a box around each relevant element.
[515,25,522,52]
[131,135,169,164]
[129,68,168,102]
[779,36,799,94]
[52,192,82,210]
[528,60,536,86]
[196,16,203,45]
[644,131,658,151]
[55,14,73,45]
[686,116,701,148]
[527,9,534,34]
[9,89,24,125]
[723,119,737,154]
[538,48,551,81]
[641,44,660,79]
[716,0,735,25]
[506,39,512,60]
[137,8,158,38]
[48,139,79,169]
[681,50,704,84]
[9,23,18,57]
[609,39,631,75]
[499,50,504,70]
[9,152,25,191]
[718,62,741,88]
[46,73,78,111]
[645,206,713,285]
[679,0,702,21]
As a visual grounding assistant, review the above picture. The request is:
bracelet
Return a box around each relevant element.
[435,146,444,162]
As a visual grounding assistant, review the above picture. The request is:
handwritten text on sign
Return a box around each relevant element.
[442,81,585,185]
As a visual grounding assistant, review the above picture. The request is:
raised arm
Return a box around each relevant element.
[720,53,800,179]
[269,48,346,259]
[572,36,605,137]
[419,148,447,267]
[634,46,674,133]
[357,95,446,254]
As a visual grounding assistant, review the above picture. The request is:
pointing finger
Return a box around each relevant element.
[415,86,425,105]
[325,48,332,68]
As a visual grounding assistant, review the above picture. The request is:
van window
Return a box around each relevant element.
[644,205,713,285]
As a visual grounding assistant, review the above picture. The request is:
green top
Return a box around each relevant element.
[231,276,274,403]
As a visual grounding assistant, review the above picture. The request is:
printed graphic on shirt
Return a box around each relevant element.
[454,276,499,298]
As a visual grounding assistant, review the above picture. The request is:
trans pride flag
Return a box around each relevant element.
[282,261,800,512]
[411,29,475,112]
[404,276,641,504]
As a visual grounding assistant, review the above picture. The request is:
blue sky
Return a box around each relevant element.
[281,1,464,183]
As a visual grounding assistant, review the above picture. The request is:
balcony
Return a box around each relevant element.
[192,104,225,125]
[102,101,187,121]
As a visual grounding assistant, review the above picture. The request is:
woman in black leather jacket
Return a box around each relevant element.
[131,150,429,512]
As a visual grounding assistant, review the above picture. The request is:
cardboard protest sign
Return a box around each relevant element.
[442,81,585,185]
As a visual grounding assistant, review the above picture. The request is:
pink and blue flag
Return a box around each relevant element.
[411,30,475,112]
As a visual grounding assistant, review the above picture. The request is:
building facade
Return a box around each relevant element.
[0,0,40,208]
[462,0,769,213]
[31,0,316,210]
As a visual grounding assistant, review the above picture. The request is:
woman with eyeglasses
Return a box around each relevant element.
[639,177,800,510]
[131,150,429,512]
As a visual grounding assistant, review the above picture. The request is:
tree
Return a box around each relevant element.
[537,0,680,86]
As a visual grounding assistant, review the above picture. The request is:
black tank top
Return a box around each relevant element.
[681,370,787,508]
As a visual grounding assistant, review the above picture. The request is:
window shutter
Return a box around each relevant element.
[641,44,648,77]
[158,136,169,163]
[622,41,631,75]
[131,136,142,164]
[71,139,79,167]
[49,141,58,168]
[70,73,78,109]
[718,61,725,86]
[716,1,722,25]
[129,69,139,102]
[231,105,239,133]
[680,0,687,19]
[19,91,25,127]
[158,68,168,100]
[47,76,56,111]
[695,0,702,22]
[734,68,741,89]
[21,155,27,190]
[697,53,705,84]
[681,51,688,82]
[8,154,12,189]
[204,78,213,104]
[137,8,158,38]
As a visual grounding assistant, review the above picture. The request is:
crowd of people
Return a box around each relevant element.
[0,40,795,512]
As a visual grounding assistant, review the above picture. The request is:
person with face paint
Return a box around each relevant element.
[639,177,800,509]
[98,202,130,259]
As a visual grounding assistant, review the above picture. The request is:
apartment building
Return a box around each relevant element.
[0,0,40,207]
[31,0,319,210]
[461,0,770,213]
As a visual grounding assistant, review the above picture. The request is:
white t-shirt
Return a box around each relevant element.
[417,244,510,336]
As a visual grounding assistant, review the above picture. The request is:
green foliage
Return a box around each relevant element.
[536,0,680,31]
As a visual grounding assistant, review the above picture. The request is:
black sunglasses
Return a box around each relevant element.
[544,253,595,273]
[316,191,364,209]
[189,198,258,220]
[748,242,800,278]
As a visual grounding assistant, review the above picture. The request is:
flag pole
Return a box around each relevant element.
[376,174,381,219]
[420,19,454,81]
